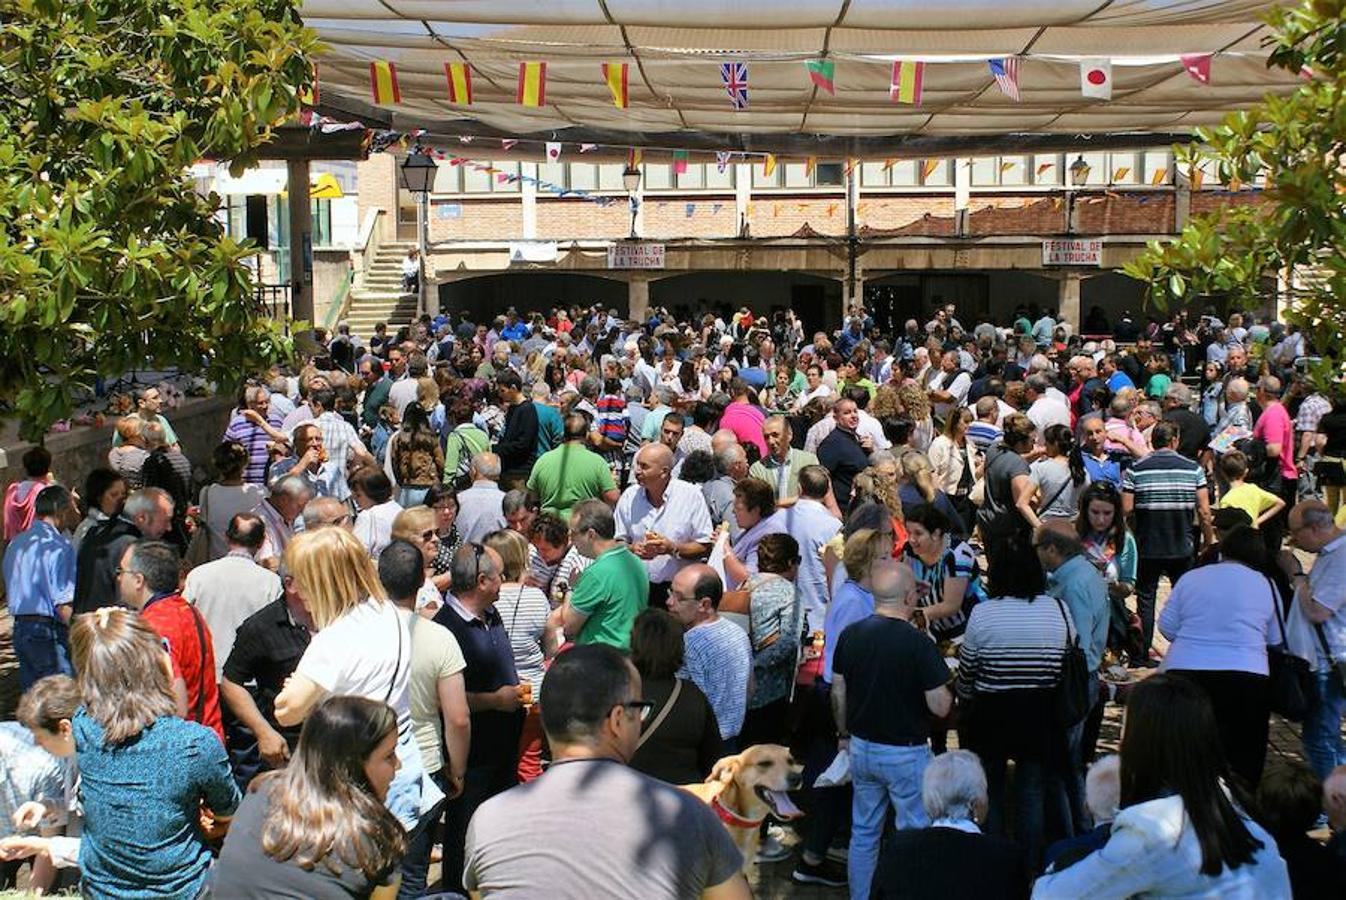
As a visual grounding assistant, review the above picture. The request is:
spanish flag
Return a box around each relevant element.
[369,60,400,105]
[627,147,643,168]
[920,159,940,180]
[891,61,924,106]
[805,156,816,177]
[445,62,473,104]
[763,154,776,177]
[517,62,547,107]
[602,62,629,109]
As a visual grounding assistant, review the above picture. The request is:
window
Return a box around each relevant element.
[538,162,566,189]
[861,162,888,187]
[705,163,734,189]
[676,166,705,189]
[1108,152,1139,185]
[492,162,520,193]
[570,164,598,190]
[1000,155,1028,186]
[598,164,627,191]
[1142,151,1171,185]
[463,164,492,193]
[644,164,672,190]
[433,164,461,195]
[891,161,919,186]
[921,160,952,186]
[753,162,781,188]
[784,162,811,188]
[816,162,845,186]
[970,157,998,186]
[310,198,331,247]
[1032,154,1062,186]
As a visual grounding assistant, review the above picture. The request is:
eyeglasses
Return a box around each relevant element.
[419,529,438,542]
[616,700,655,722]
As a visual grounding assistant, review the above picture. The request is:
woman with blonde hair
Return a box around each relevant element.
[214,695,406,898]
[483,528,556,782]
[69,608,240,899]
[897,450,967,538]
[391,505,443,616]
[273,527,438,837]
[895,382,934,451]
[821,526,895,682]
[107,416,149,489]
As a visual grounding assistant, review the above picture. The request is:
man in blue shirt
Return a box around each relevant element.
[1035,521,1109,836]
[2,485,80,689]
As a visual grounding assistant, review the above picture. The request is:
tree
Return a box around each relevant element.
[0,0,319,440]
[1122,0,1346,381]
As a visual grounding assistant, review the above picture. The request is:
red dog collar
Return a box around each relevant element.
[712,795,766,829]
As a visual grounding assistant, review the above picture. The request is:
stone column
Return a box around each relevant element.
[1058,271,1083,331]
[521,162,538,239]
[628,277,650,322]
[285,159,313,327]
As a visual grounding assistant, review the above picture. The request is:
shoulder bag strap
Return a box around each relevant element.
[186,604,209,724]
[636,679,683,752]
[1051,594,1078,647]
[1040,472,1074,514]
[384,606,403,705]
[1266,574,1289,649]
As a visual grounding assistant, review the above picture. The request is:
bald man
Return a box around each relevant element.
[831,558,953,897]
[614,443,714,609]
[667,563,752,748]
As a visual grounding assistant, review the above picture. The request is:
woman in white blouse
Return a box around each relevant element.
[792,364,834,412]
[1156,525,1280,788]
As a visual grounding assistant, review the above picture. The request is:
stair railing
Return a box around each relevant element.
[352,208,387,293]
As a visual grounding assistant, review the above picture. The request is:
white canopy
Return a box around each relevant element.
[303,1,1303,152]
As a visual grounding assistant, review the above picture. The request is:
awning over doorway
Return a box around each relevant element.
[302,1,1304,155]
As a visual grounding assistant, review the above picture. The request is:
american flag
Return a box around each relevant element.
[722,61,749,109]
[988,57,1020,101]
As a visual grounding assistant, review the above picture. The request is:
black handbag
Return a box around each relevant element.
[1265,576,1313,722]
[1052,595,1092,727]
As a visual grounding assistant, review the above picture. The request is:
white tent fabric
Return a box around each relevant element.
[303,1,1302,143]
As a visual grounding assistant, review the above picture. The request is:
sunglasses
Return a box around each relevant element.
[617,700,655,723]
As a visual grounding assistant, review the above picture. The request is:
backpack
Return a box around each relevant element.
[1233,436,1277,487]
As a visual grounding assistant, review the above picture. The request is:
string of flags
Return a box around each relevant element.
[341,53,1222,110]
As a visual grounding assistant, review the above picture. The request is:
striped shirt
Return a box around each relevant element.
[956,595,1071,697]
[966,421,1002,454]
[1121,449,1206,559]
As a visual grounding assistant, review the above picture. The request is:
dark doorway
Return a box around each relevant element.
[439,273,628,322]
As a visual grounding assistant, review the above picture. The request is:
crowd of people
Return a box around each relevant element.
[1,298,1345,898]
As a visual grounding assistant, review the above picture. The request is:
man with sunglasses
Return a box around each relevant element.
[464,644,749,900]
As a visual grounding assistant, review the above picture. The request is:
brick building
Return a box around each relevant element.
[354,148,1268,334]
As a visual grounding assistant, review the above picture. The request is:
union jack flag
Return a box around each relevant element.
[722,61,749,109]
[988,57,1020,101]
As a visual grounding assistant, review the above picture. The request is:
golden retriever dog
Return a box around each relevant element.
[682,744,804,871]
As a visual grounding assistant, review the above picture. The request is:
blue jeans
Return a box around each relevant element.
[982,753,1071,869]
[848,738,931,900]
[398,769,449,899]
[1304,670,1346,780]
[1063,678,1102,833]
[13,617,73,691]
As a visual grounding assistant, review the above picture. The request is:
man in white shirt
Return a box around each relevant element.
[927,352,972,423]
[183,513,283,682]
[350,467,404,561]
[614,443,714,610]
[1025,374,1071,446]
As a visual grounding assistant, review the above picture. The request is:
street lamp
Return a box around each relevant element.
[622,165,641,239]
[399,151,437,318]
[1066,154,1090,234]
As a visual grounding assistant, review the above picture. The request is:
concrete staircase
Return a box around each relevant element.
[345,241,419,336]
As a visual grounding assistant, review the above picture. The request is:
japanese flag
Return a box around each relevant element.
[545,141,562,161]
[1080,59,1112,100]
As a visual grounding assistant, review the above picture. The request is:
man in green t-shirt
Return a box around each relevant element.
[548,499,648,649]
[527,413,620,521]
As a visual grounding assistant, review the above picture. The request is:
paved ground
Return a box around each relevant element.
[0,575,1331,898]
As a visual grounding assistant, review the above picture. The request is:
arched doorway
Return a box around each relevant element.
[439,272,628,322]
[649,271,841,336]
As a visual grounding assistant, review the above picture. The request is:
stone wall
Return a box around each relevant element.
[0,396,234,507]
